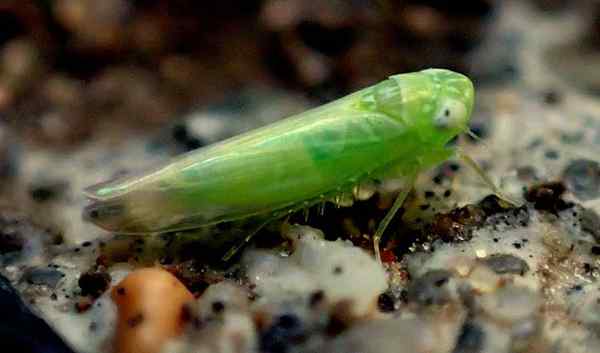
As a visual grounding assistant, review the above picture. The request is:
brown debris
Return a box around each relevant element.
[524,181,572,214]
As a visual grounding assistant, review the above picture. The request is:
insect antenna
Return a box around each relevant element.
[466,128,485,145]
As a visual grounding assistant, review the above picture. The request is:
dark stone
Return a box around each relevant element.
[544,149,559,160]
[453,321,485,353]
[478,194,511,216]
[296,21,356,57]
[0,128,18,181]
[211,301,225,313]
[377,292,396,312]
[0,273,75,353]
[531,0,570,12]
[171,123,207,152]
[29,180,68,202]
[563,159,600,201]
[431,205,486,243]
[332,266,343,275]
[516,166,538,182]
[484,205,530,229]
[0,227,24,255]
[560,131,583,145]
[309,290,325,308]
[467,121,489,142]
[482,254,530,275]
[580,208,600,243]
[78,270,111,298]
[260,313,306,353]
[542,89,562,105]
[21,268,65,289]
[406,270,453,306]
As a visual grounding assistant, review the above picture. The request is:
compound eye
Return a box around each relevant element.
[433,98,467,130]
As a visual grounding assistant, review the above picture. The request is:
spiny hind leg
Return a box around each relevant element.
[221,217,277,261]
[373,173,417,262]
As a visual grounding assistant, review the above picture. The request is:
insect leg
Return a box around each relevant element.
[222,218,274,261]
[373,173,417,262]
[457,150,520,206]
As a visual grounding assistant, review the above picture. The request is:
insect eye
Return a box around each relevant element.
[433,99,466,130]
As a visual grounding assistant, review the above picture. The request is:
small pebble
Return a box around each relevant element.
[21,267,65,288]
[579,208,600,243]
[78,270,111,298]
[377,292,396,313]
[482,254,530,275]
[453,321,485,353]
[524,182,571,214]
[562,159,600,201]
[406,270,452,306]
[260,313,306,353]
[544,149,559,160]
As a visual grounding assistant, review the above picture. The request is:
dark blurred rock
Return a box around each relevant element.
[0,273,75,353]
[580,208,600,243]
[0,209,60,265]
[261,0,495,95]
[562,159,600,201]
[377,292,396,312]
[0,124,18,181]
[525,181,572,214]
[482,254,530,275]
[406,270,453,306]
[260,313,307,353]
[21,267,65,289]
[29,180,68,203]
[531,0,570,12]
[78,269,111,298]
[453,320,485,353]
[0,38,44,111]
[54,0,131,52]
[431,205,486,242]
[545,40,600,93]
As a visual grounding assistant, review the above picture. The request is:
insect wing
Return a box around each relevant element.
[84,99,413,233]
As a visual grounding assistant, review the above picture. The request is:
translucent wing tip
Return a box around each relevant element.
[83,182,110,200]
[83,197,131,232]
[83,174,129,200]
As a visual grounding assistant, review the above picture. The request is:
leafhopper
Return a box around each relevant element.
[84,69,475,260]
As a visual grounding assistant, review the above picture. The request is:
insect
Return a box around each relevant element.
[84,69,475,260]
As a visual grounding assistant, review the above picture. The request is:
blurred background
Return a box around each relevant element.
[0,0,596,147]
[0,0,599,242]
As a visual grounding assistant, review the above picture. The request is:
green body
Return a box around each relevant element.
[84,69,474,234]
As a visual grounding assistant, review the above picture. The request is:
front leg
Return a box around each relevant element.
[373,172,418,262]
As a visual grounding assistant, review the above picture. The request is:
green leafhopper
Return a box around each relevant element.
[84,69,475,260]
